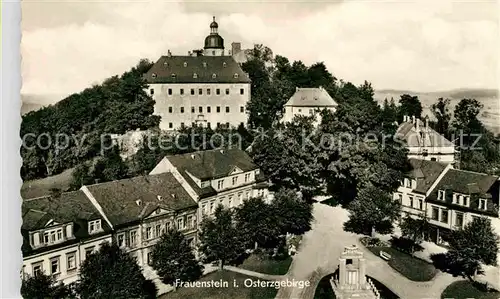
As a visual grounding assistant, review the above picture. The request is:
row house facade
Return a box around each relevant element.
[395,158,500,245]
[21,191,112,284]
[82,173,199,267]
[150,148,270,223]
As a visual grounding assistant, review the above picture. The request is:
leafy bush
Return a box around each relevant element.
[390,236,423,254]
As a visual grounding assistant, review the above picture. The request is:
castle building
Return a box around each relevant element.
[144,17,251,131]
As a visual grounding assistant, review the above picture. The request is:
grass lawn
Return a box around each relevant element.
[239,253,292,275]
[441,280,500,299]
[159,270,278,299]
[366,246,438,281]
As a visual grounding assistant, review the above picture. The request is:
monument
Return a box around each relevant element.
[330,245,380,299]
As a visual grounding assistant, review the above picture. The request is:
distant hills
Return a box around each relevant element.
[373,88,500,134]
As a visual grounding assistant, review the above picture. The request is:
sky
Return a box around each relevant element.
[21,0,499,99]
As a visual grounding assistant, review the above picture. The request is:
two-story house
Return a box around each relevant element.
[396,115,456,163]
[425,169,500,245]
[394,158,451,218]
[82,173,198,267]
[282,86,338,126]
[150,148,269,222]
[21,191,112,284]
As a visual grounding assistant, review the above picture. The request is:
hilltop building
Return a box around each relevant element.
[282,86,338,125]
[144,17,251,131]
[396,115,456,163]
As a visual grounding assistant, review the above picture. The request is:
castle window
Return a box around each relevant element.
[207,88,211,95]
[168,107,173,113]
[216,106,221,113]
[207,106,211,113]
[191,88,195,95]
[180,88,184,95]
[169,122,173,129]
[199,106,203,113]
[226,107,230,113]
[183,62,188,67]
[212,73,217,79]
[216,88,220,95]
[240,88,244,95]
[223,62,227,67]
[438,190,445,201]
[234,73,239,78]
[479,198,487,210]
[193,73,198,79]
[151,73,157,78]
[150,88,154,95]
[168,88,172,95]
[198,88,203,95]
[191,107,195,113]
[225,88,229,95]
[181,107,184,113]
[240,106,244,113]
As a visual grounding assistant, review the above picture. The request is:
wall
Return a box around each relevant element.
[282,106,336,125]
[149,83,250,130]
[22,234,112,285]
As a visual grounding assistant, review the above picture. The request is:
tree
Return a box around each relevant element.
[150,229,203,288]
[234,196,281,250]
[21,272,73,299]
[445,216,499,281]
[430,97,451,137]
[343,184,401,236]
[452,98,483,133]
[381,97,398,128]
[69,162,94,190]
[399,212,430,252]
[271,188,313,236]
[78,242,155,299]
[198,205,246,270]
[398,94,423,120]
[250,116,324,197]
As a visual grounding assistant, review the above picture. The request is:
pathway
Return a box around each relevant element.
[223,265,285,281]
[275,202,461,299]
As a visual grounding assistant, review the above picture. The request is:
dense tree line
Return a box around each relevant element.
[21,59,160,180]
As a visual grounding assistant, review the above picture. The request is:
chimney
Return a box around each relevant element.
[425,117,429,129]
[167,50,172,57]
[232,42,241,55]
[412,115,416,124]
[188,51,192,56]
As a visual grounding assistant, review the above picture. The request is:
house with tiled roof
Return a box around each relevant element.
[144,17,251,131]
[396,115,456,163]
[282,86,338,125]
[21,191,112,285]
[393,158,451,218]
[425,168,500,245]
[150,148,269,222]
[82,172,198,266]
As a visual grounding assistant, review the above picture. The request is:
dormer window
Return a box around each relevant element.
[223,62,227,67]
[255,169,260,175]
[203,62,207,68]
[88,220,101,234]
[193,73,198,79]
[171,73,176,78]
[438,190,445,201]
[201,181,210,188]
[183,62,188,67]
[405,178,411,188]
[234,73,239,78]
[479,198,487,210]
[163,61,168,67]
[157,195,163,201]
[212,73,217,79]
[464,195,470,207]
[217,179,224,189]
[151,73,157,78]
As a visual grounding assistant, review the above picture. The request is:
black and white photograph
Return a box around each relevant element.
[10,0,500,298]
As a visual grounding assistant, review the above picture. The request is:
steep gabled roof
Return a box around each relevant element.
[407,158,448,194]
[22,191,101,231]
[166,148,258,181]
[85,173,197,227]
[144,56,251,84]
[433,169,498,197]
[396,119,455,148]
[284,87,338,107]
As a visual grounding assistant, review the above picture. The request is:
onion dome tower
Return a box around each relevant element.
[204,16,225,56]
